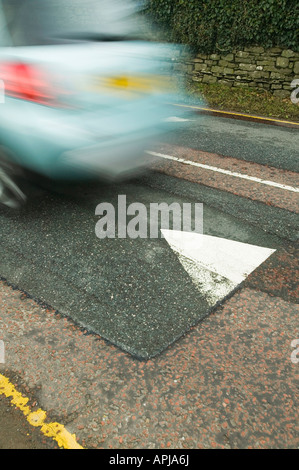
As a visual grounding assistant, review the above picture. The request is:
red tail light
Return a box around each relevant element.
[0,62,64,107]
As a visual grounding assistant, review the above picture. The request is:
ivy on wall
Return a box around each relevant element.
[145,0,299,53]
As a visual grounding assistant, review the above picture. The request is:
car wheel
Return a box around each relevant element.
[0,151,27,209]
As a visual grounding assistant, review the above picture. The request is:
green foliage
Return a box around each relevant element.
[145,0,299,52]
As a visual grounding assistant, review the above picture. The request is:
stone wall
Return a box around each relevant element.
[177,46,299,97]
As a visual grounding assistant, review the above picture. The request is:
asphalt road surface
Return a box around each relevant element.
[0,109,298,449]
[162,110,299,171]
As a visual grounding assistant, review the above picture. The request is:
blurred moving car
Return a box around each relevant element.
[0,0,186,208]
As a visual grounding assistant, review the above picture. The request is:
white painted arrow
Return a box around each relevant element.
[162,229,276,305]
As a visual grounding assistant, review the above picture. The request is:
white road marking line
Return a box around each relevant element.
[164,116,192,122]
[162,230,276,305]
[146,151,299,193]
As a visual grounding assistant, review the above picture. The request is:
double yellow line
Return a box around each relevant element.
[0,373,83,449]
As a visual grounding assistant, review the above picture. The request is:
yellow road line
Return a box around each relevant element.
[172,103,299,126]
[0,373,83,449]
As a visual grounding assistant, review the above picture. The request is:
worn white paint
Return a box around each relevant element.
[162,229,276,305]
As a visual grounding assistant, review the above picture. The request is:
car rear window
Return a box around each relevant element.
[1,0,146,46]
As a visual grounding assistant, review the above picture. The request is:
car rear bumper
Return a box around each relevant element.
[0,97,177,180]
[60,137,157,181]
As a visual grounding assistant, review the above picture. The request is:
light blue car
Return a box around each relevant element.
[0,0,186,208]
